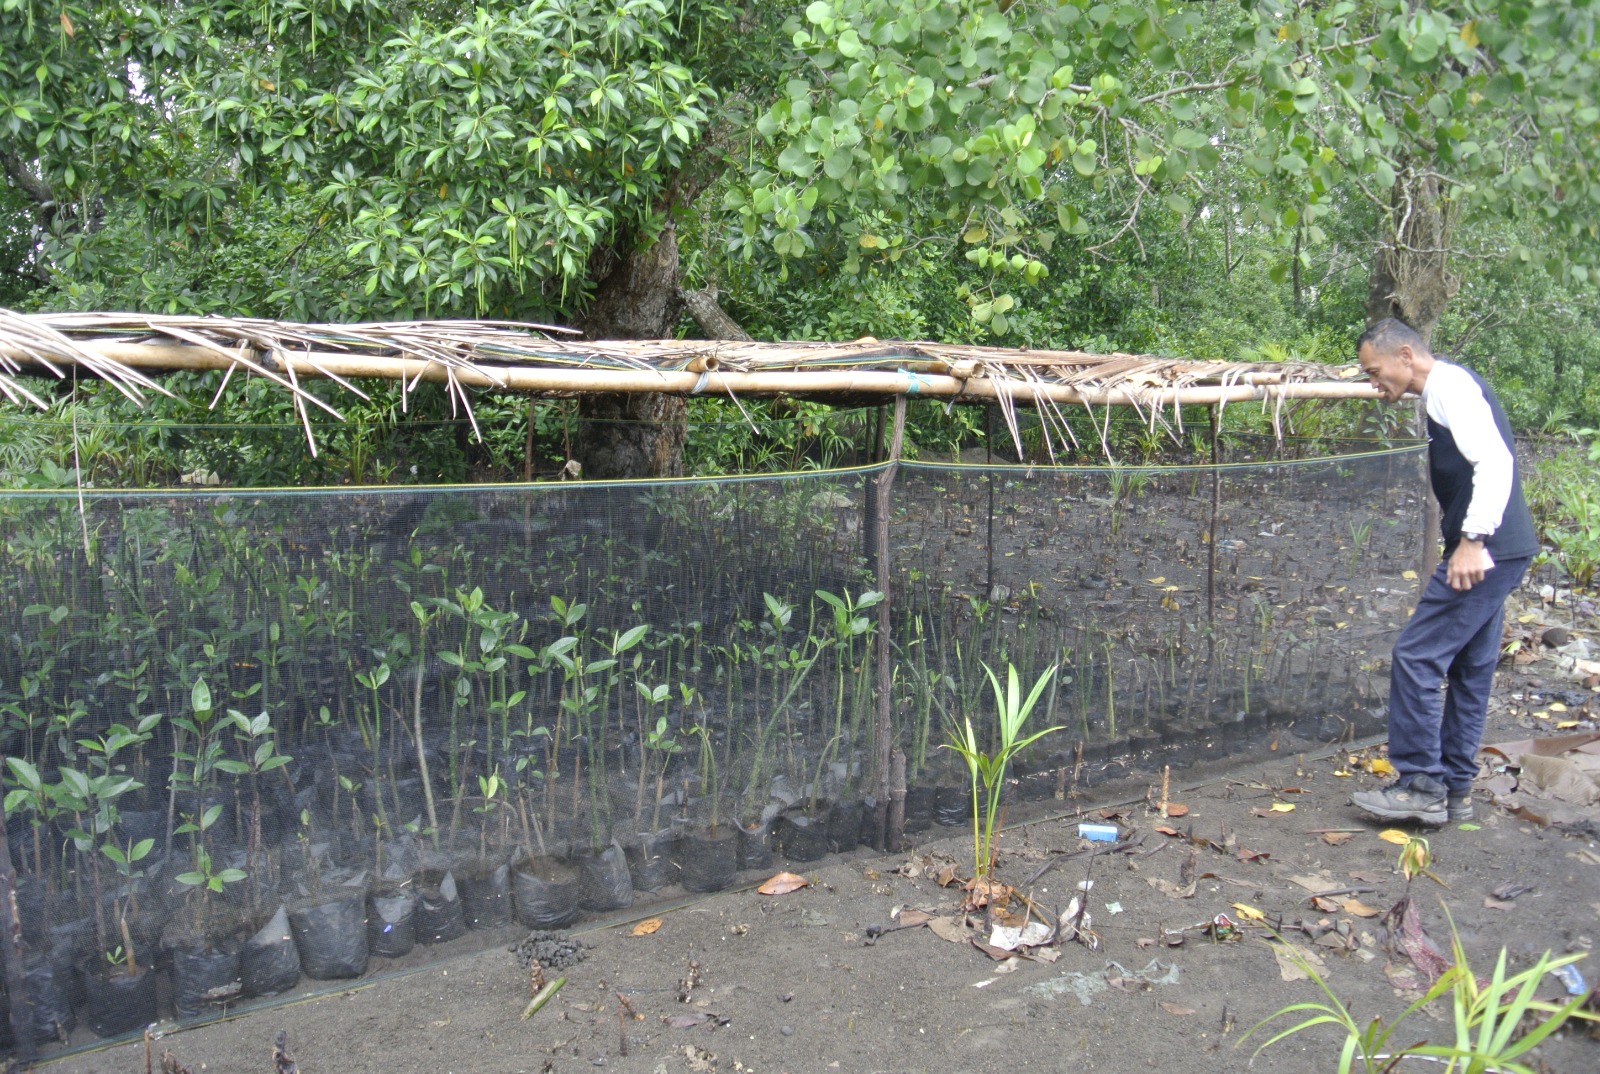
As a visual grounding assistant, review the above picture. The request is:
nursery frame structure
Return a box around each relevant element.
[0,313,1417,1060]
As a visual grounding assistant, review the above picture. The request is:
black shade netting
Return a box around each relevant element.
[0,436,1425,1044]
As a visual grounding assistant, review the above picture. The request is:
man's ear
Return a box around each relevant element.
[1395,344,1415,367]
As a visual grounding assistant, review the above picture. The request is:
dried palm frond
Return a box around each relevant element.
[0,312,1370,462]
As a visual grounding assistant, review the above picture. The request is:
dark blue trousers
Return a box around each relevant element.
[1387,556,1529,794]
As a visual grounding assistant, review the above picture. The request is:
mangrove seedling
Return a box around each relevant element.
[942,662,1062,888]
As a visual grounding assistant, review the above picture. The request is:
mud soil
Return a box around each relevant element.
[31,589,1600,1074]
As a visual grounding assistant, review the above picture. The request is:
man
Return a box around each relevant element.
[1349,318,1539,826]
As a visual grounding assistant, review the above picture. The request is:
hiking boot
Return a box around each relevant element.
[1350,776,1447,826]
[1446,793,1474,824]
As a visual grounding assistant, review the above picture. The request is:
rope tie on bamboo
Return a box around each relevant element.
[900,368,929,394]
[944,370,974,413]
[690,372,710,395]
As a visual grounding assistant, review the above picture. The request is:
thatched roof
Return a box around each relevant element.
[0,310,1375,456]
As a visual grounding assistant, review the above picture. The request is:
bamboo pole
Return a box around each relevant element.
[0,340,1381,408]
[0,764,36,1064]
[871,396,907,851]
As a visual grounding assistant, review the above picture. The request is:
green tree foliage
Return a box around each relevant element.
[2,0,731,319]
[735,0,1600,335]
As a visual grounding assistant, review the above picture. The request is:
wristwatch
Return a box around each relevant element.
[1462,532,1490,543]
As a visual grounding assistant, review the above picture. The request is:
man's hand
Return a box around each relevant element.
[1446,539,1494,591]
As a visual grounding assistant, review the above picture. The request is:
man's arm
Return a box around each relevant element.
[1425,365,1510,590]
[1425,365,1515,538]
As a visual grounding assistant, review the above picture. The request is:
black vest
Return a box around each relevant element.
[1426,364,1538,561]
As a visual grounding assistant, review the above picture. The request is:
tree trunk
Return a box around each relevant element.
[1364,170,1455,345]
[574,217,755,479]
[1365,168,1454,581]
[575,221,689,479]
[681,286,752,342]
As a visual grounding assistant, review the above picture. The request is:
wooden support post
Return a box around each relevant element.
[871,396,907,851]
[0,761,37,1065]
[887,749,907,854]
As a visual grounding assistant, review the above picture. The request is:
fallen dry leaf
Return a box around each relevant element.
[632,917,664,936]
[1236,848,1271,863]
[1321,831,1354,846]
[1270,802,1296,813]
[666,1012,714,1029]
[935,864,961,887]
[1286,874,1333,892]
[757,872,811,896]
[1340,899,1381,918]
[1348,870,1386,883]
[1483,896,1516,911]
[928,916,972,944]
[1383,896,1451,983]
[1368,758,1396,776]
[1272,941,1328,982]
[1164,803,1190,817]
[1160,1001,1196,1015]
[1231,902,1265,921]
[1147,877,1197,899]
[971,939,1014,961]
[1155,825,1182,837]
[892,907,934,927]
[1311,896,1341,913]
[1378,829,1412,845]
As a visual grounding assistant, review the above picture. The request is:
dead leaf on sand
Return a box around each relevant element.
[1160,1001,1197,1015]
[757,872,810,896]
[1272,941,1328,982]
[1286,874,1332,892]
[1340,898,1382,918]
[892,907,934,928]
[1378,829,1412,845]
[1490,883,1534,901]
[972,940,1014,961]
[1164,803,1190,818]
[1483,896,1516,911]
[1311,896,1341,913]
[1321,831,1354,846]
[1146,877,1197,899]
[631,918,664,936]
[1382,896,1451,983]
[928,916,974,944]
[666,1012,715,1029]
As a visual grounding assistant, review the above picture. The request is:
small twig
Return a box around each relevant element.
[1020,835,1138,887]
[1306,885,1376,901]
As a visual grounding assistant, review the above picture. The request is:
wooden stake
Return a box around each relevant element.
[0,772,35,1064]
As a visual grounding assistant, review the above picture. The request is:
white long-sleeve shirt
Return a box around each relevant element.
[1421,361,1514,537]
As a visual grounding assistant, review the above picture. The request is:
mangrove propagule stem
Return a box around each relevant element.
[521,976,566,1020]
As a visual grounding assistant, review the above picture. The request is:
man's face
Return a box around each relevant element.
[1357,342,1412,404]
